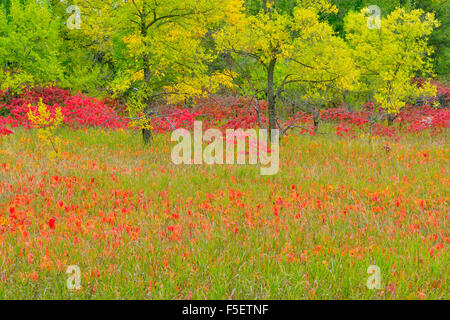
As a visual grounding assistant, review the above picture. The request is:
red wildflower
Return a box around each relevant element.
[47,218,56,229]
[0,127,13,135]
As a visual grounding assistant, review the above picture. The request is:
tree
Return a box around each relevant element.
[216,0,358,140]
[78,0,234,143]
[327,0,416,36]
[0,0,63,92]
[344,7,439,127]
[412,0,449,77]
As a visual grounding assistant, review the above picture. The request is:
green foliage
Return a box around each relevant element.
[0,0,63,91]
[216,0,355,132]
[345,8,439,114]
[327,0,448,77]
[0,0,443,116]
[0,69,34,93]
[71,0,236,131]
[413,0,449,78]
[61,47,113,96]
[328,0,416,35]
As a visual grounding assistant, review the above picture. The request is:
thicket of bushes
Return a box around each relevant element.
[0,0,448,140]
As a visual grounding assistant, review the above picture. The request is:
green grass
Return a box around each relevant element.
[0,126,448,299]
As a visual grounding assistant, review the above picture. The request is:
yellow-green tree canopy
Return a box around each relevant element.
[344,8,439,114]
[75,0,237,142]
[0,0,63,92]
[78,0,234,104]
[215,0,358,136]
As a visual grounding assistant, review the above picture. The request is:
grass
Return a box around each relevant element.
[0,125,448,299]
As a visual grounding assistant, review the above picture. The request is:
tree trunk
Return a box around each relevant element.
[313,106,320,132]
[141,20,152,144]
[386,113,396,126]
[267,58,277,143]
[142,53,152,144]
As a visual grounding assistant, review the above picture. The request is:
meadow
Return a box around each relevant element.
[0,121,448,299]
[0,0,449,302]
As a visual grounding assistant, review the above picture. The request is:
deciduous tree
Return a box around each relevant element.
[79,0,234,143]
[0,0,63,92]
[216,0,357,139]
[344,8,439,126]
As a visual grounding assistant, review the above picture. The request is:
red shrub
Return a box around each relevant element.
[0,83,448,139]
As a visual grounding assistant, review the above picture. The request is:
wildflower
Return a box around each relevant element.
[47,218,56,229]
[30,271,39,282]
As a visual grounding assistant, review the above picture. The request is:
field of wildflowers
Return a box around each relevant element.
[0,89,448,299]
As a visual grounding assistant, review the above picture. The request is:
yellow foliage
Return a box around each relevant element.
[345,8,439,114]
[215,0,356,106]
[79,0,237,125]
[27,99,64,159]
[0,69,35,93]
